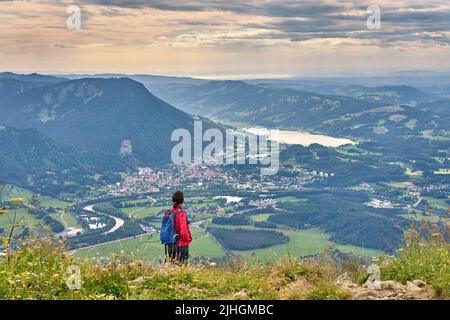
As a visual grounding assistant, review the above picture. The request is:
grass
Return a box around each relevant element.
[276,196,308,203]
[234,228,381,260]
[40,197,70,209]
[1,185,70,209]
[0,208,52,237]
[0,226,447,300]
[72,227,226,263]
[387,181,414,189]
[423,196,449,210]
[390,162,423,177]
[52,211,81,229]
[401,213,442,223]
[1,186,34,201]
[377,225,450,297]
[120,206,167,219]
[336,145,382,156]
[250,214,272,222]
[0,239,349,300]
[121,199,152,206]
[187,199,217,208]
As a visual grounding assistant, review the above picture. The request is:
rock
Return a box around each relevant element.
[380,280,405,291]
[335,273,357,289]
[412,280,427,288]
[232,290,249,300]
[406,281,422,291]
[386,292,398,298]
[354,290,376,299]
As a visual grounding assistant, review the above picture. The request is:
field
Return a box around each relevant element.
[233,228,381,261]
[72,227,226,262]
[1,186,34,200]
[120,198,152,206]
[1,185,70,208]
[250,214,273,222]
[40,197,70,208]
[275,196,308,203]
[0,208,53,237]
[120,206,167,219]
[52,211,80,229]
[401,213,443,223]
[423,196,449,210]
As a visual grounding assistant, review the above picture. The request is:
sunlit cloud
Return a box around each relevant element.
[0,0,449,77]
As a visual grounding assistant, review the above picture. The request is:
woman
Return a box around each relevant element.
[167,190,192,262]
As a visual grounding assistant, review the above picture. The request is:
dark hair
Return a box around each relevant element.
[172,190,184,208]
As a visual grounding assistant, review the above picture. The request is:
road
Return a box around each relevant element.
[127,206,146,219]
[413,195,422,208]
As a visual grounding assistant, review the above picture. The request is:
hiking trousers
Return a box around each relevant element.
[166,244,189,262]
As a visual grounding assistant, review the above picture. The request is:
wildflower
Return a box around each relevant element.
[7,197,27,207]
[0,205,8,215]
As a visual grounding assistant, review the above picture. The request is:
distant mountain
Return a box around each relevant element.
[0,73,69,107]
[0,78,40,101]
[152,80,449,141]
[0,72,66,84]
[62,73,207,98]
[0,124,129,196]
[0,76,216,165]
[155,80,379,127]
[346,86,435,106]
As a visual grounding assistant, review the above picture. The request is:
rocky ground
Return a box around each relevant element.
[335,273,437,300]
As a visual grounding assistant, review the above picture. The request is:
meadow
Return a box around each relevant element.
[72,227,226,262]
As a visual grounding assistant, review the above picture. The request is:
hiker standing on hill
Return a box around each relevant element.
[160,190,192,263]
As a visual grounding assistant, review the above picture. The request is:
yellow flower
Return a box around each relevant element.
[0,205,8,215]
[7,197,27,207]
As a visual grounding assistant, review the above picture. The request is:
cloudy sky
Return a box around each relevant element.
[1,0,449,78]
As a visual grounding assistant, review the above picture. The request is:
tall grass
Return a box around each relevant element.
[0,223,448,300]
[0,240,347,300]
[377,224,450,297]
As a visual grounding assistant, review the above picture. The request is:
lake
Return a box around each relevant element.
[245,127,355,148]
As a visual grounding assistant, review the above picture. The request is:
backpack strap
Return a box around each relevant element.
[171,209,183,244]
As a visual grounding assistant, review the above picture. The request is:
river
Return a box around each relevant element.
[84,205,125,235]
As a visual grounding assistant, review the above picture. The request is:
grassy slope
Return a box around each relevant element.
[1,227,448,300]
[0,240,350,300]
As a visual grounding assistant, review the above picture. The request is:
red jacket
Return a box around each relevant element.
[172,205,192,247]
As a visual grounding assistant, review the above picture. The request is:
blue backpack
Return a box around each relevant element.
[160,209,181,245]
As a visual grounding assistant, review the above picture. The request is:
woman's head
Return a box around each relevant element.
[172,190,184,208]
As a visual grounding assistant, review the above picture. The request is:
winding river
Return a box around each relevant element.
[84,205,125,235]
